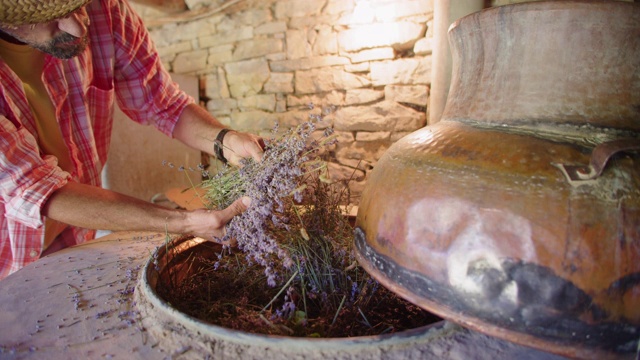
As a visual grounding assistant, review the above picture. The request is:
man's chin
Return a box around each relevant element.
[37,37,89,59]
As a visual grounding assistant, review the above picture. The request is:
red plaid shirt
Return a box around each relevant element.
[0,0,194,279]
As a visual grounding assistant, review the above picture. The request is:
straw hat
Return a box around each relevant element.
[0,0,91,26]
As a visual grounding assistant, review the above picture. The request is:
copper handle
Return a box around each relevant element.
[557,138,640,183]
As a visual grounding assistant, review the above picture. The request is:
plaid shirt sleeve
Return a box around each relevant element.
[0,0,194,280]
[105,0,195,136]
[0,69,73,279]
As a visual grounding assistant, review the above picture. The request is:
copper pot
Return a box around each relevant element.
[355,1,640,359]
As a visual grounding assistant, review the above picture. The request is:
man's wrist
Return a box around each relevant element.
[214,128,232,164]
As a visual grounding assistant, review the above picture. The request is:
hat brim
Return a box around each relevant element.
[0,0,91,26]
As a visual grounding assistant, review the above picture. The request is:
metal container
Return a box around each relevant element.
[354,2,640,359]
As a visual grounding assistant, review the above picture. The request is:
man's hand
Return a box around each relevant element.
[183,196,251,245]
[222,131,264,166]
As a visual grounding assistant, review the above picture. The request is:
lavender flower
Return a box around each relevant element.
[95,310,112,319]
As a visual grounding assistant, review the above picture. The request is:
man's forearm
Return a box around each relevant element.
[41,180,250,241]
[172,103,264,165]
[172,103,226,155]
[42,181,188,234]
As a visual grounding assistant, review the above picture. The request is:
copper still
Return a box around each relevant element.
[354,1,640,359]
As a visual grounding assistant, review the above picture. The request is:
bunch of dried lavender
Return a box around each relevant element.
[200,114,376,323]
[202,119,336,284]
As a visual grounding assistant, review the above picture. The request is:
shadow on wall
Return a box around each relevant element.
[101,73,202,203]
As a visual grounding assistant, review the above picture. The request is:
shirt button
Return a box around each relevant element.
[29,250,39,258]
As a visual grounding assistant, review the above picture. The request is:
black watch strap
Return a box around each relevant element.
[214,128,231,164]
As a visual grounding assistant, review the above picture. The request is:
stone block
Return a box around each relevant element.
[344,62,370,73]
[338,22,426,52]
[215,115,232,127]
[199,26,253,47]
[233,8,273,27]
[231,110,279,131]
[396,112,426,131]
[184,0,208,11]
[370,57,431,86]
[203,70,231,99]
[264,72,295,94]
[356,131,391,142]
[177,18,218,41]
[287,91,346,108]
[334,101,423,132]
[334,105,389,132]
[207,45,233,66]
[275,0,326,19]
[224,59,271,98]
[238,94,277,112]
[271,56,350,72]
[345,89,385,105]
[327,161,367,183]
[233,38,284,61]
[312,26,338,56]
[334,130,355,143]
[335,141,390,161]
[156,40,192,59]
[308,56,351,68]
[172,49,208,74]
[325,0,355,15]
[384,85,429,106]
[161,59,174,72]
[266,53,288,62]
[276,97,287,113]
[149,24,178,48]
[206,98,238,115]
[373,0,434,22]
[290,13,341,30]
[296,68,370,94]
[277,109,332,129]
[256,21,288,35]
[344,47,394,63]
[414,37,433,55]
[286,29,312,59]
[348,2,375,24]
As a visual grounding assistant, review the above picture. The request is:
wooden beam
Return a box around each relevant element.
[140,0,247,27]
[130,0,187,13]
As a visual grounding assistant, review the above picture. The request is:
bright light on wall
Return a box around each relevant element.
[340,0,411,52]
[350,1,375,24]
[348,0,402,25]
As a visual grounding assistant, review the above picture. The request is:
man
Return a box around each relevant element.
[0,0,264,279]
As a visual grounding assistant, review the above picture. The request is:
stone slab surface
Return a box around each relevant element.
[0,232,168,359]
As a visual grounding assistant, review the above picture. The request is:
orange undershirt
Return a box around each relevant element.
[0,38,73,250]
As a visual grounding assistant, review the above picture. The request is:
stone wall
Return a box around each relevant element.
[133,0,434,204]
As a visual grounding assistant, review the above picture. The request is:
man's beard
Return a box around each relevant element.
[33,32,89,59]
